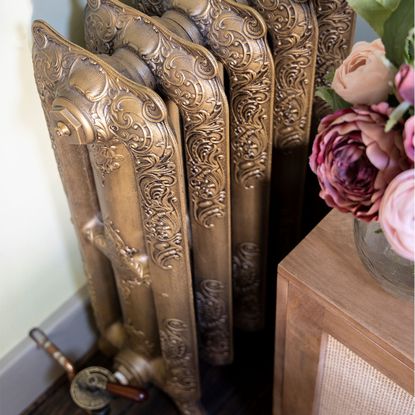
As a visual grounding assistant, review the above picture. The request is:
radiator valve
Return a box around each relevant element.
[29,328,148,413]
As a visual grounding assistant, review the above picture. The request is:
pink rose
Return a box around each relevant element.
[395,64,414,104]
[310,105,407,221]
[379,169,415,261]
[332,39,394,105]
[363,103,409,183]
[404,116,415,162]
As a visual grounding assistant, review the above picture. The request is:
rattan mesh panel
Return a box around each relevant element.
[317,335,414,415]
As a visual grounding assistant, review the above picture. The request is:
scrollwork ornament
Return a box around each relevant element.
[140,0,273,189]
[312,0,355,119]
[195,280,230,362]
[125,320,156,358]
[248,0,318,151]
[84,3,119,54]
[131,0,271,332]
[190,0,273,189]
[85,0,229,229]
[33,25,49,49]
[159,319,197,393]
[90,142,124,182]
[140,37,227,228]
[104,220,152,289]
[107,93,184,270]
[33,21,185,271]
[233,242,261,326]
[32,20,200,406]
[132,0,167,16]
[85,0,230,376]
[87,0,101,10]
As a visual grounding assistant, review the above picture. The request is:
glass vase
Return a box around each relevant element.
[353,219,414,298]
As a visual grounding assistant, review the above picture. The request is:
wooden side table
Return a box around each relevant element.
[274,210,414,415]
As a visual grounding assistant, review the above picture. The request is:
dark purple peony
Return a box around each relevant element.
[310,105,408,221]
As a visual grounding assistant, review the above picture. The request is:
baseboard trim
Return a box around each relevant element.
[0,286,97,415]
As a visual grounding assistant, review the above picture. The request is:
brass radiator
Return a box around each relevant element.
[32,0,354,413]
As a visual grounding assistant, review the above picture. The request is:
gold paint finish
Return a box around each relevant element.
[32,21,201,412]
[247,0,319,254]
[312,0,356,120]
[133,0,275,331]
[32,23,122,349]
[85,0,233,366]
[32,2,356,413]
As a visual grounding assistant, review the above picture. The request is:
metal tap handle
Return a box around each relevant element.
[106,382,148,402]
[29,329,148,411]
[71,367,148,412]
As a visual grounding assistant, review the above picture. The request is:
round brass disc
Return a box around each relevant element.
[70,366,116,411]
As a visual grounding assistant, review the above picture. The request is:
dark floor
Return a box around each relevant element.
[24,330,274,415]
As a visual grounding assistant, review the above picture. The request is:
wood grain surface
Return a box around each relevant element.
[274,209,414,415]
[280,210,414,364]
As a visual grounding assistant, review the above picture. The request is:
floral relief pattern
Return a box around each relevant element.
[90,143,125,181]
[104,220,152,295]
[187,0,274,331]
[32,20,198,401]
[312,0,355,119]
[85,0,229,230]
[84,0,233,368]
[125,320,157,358]
[249,0,318,150]
[135,0,274,332]
[159,319,198,393]
[190,0,273,188]
[232,242,261,327]
[196,280,230,362]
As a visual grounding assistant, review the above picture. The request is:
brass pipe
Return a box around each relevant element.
[29,328,76,381]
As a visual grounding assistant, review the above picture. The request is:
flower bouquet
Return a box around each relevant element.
[309,0,414,285]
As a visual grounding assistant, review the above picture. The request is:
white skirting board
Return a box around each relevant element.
[0,286,97,415]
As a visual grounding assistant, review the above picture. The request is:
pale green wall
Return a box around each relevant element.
[0,0,88,358]
[0,1,375,359]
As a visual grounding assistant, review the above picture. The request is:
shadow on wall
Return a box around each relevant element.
[21,0,89,283]
[32,0,86,45]
[0,0,90,357]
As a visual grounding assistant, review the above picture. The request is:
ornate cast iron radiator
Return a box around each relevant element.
[32,0,354,413]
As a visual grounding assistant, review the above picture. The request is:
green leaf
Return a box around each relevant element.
[385,101,411,131]
[315,87,352,111]
[324,69,336,84]
[404,28,415,64]
[382,0,414,66]
[347,0,401,36]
